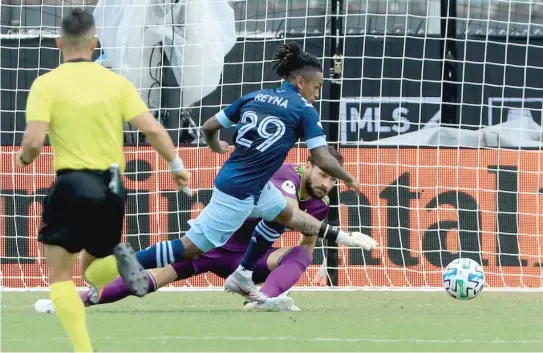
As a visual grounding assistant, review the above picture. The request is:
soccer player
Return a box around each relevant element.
[127,42,377,302]
[46,149,346,312]
[17,8,190,352]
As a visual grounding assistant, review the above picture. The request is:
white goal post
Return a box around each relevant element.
[1,0,543,292]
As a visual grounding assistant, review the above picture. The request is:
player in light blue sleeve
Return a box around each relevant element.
[131,42,377,301]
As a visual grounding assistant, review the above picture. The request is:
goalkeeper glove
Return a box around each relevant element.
[336,231,378,250]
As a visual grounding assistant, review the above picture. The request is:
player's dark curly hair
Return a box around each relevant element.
[272,42,322,79]
[61,8,95,37]
[308,146,344,167]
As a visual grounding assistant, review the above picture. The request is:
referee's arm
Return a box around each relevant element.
[129,112,177,162]
[122,80,190,190]
[17,78,50,167]
[120,78,177,162]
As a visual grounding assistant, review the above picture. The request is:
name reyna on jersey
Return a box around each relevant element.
[254,93,289,108]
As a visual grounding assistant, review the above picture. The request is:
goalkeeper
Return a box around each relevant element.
[77,148,347,312]
[18,8,190,352]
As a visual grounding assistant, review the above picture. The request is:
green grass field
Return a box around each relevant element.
[1,291,542,352]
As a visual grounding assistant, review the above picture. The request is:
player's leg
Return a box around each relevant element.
[131,187,254,270]
[81,249,219,307]
[237,195,376,286]
[81,248,239,306]
[45,245,94,351]
[257,246,312,298]
[37,174,94,352]
[225,182,287,300]
[81,267,168,307]
[80,171,148,297]
[78,167,186,298]
[134,237,197,269]
[81,258,203,307]
[238,220,285,275]
[242,246,311,312]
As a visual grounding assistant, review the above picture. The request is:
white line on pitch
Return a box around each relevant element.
[4,336,542,344]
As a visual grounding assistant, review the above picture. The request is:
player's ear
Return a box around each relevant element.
[90,37,98,52]
[55,37,63,50]
[294,75,305,90]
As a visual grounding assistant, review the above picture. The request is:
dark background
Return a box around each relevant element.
[2,0,543,146]
[2,35,543,145]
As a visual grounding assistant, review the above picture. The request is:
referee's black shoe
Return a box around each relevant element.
[114,243,149,297]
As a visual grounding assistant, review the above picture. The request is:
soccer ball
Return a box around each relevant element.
[442,258,485,300]
[34,299,55,314]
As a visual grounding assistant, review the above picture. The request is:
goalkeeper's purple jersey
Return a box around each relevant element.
[222,163,330,251]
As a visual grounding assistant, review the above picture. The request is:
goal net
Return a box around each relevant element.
[1,0,543,291]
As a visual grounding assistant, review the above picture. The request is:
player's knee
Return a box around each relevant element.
[43,245,77,283]
[286,245,312,269]
[274,202,294,225]
[47,259,74,283]
[180,236,203,260]
[168,239,186,261]
[78,250,95,274]
[48,269,74,284]
[169,261,196,281]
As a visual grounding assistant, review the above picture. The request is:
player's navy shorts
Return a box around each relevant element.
[38,169,126,258]
[171,246,277,284]
[186,181,287,252]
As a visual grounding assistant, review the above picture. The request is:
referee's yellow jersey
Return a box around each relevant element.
[25,60,149,172]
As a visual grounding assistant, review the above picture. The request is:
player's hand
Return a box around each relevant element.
[171,169,191,195]
[212,140,230,154]
[344,176,361,193]
[336,231,377,250]
[15,149,31,168]
[312,259,328,286]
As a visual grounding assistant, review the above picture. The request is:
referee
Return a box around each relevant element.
[16,8,190,352]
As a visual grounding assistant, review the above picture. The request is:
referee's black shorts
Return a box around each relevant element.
[38,169,126,258]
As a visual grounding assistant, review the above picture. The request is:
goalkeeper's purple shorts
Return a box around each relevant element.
[170,246,277,284]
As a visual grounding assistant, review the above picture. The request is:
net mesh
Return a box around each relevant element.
[1,0,543,290]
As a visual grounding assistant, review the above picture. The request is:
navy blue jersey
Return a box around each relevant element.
[214,82,327,199]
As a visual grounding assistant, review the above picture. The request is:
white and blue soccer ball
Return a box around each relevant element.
[442,258,485,300]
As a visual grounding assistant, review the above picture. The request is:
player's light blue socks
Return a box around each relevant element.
[136,239,185,269]
[238,220,285,276]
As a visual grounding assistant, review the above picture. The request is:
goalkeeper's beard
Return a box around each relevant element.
[304,178,327,200]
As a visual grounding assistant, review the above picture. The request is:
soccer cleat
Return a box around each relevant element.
[81,286,102,307]
[114,243,149,297]
[243,296,295,312]
[277,291,300,311]
[288,304,301,312]
[224,271,267,302]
